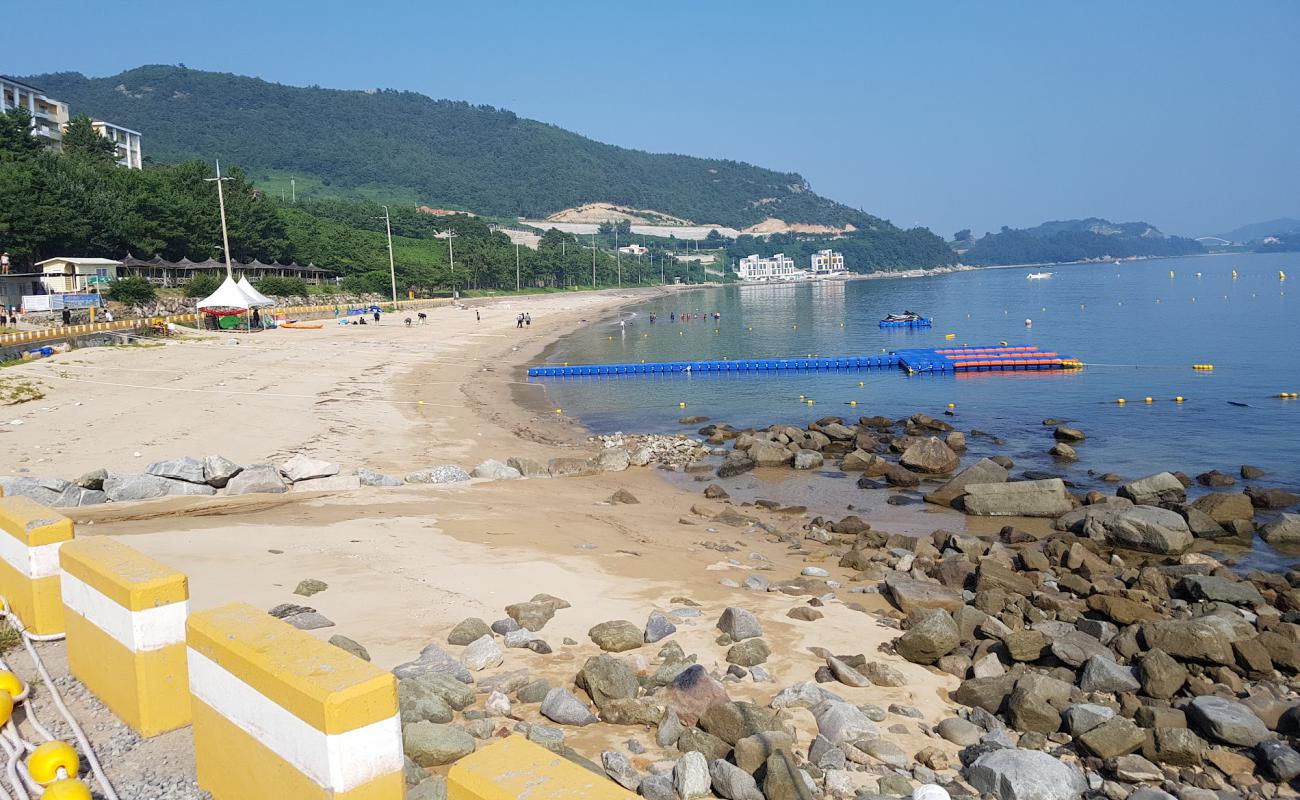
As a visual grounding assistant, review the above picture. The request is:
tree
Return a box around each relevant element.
[106,276,156,305]
[184,273,221,298]
[953,229,972,243]
[0,109,45,161]
[60,115,119,163]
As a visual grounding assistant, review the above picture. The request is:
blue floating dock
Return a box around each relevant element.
[878,318,932,329]
[529,345,1081,379]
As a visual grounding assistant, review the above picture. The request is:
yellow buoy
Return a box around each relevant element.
[1169,270,1175,278]
[563,361,568,367]
[1232,270,1238,279]
[554,408,562,415]
[417,400,425,406]
[0,671,24,699]
[747,326,752,331]
[806,399,814,406]
[39,779,93,800]
[1174,396,1185,403]
[858,381,865,387]
[678,331,684,335]
[849,400,857,406]
[947,403,955,410]
[1144,397,1153,403]
[0,692,12,726]
[798,394,806,400]
[1117,398,1127,405]
[944,333,956,340]
[999,340,1008,346]
[27,741,79,785]
[678,402,686,408]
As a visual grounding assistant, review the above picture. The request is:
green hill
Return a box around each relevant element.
[28,66,887,231]
[962,219,1203,266]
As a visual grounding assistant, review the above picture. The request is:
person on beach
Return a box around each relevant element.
[251,308,261,328]
[373,308,381,323]
[516,313,524,328]
[105,309,113,322]
[525,313,532,326]
[476,309,480,322]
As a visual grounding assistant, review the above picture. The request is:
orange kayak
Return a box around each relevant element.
[281,321,323,330]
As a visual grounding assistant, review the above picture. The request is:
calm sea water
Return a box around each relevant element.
[534,252,1299,564]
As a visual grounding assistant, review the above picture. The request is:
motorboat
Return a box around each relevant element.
[1026,272,1053,280]
[883,311,925,322]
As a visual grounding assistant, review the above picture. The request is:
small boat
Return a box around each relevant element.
[281,321,323,330]
[1026,272,1053,280]
[879,311,931,328]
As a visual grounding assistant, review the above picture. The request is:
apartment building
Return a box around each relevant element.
[0,75,69,146]
[1,75,142,168]
[736,252,803,281]
[810,248,847,275]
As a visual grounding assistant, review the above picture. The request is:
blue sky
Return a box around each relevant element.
[6,0,1298,237]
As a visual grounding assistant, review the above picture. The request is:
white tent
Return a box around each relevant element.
[236,275,275,308]
[195,275,255,311]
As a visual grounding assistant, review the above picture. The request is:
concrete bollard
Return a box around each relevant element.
[59,537,190,736]
[0,497,73,635]
[187,602,403,799]
[448,735,638,799]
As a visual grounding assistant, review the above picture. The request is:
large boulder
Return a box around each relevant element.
[402,721,474,767]
[539,687,597,726]
[1176,575,1264,607]
[103,472,217,501]
[471,459,522,480]
[506,457,549,478]
[0,476,70,505]
[223,464,288,495]
[587,620,643,652]
[811,700,879,744]
[358,467,403,487]
[883,574,965,613]
[575,655,639,710]
[900,437,960,474]
[405,465,471,484]
[1190,492,1253,524]
[1117,472,1186,506]
[749,441,793,467]
[1079,505,1193,554]
[1141,618,1240,666]
[52,486,107,507]
[1260,513,1300,545]
[962,479,1072,517]
[965,749,1086,800]
[280,453,340,482]
[925,458,1009,508]
[894,609,959,664]
[203,455,243,487]
[666,665,730,727]
[717,607,762,641]
[840,450,888,475]
[146,456,206,484]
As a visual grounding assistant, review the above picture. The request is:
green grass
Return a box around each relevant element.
[0,377,45,402]
[251,170,422,207]
[0,621,20,654]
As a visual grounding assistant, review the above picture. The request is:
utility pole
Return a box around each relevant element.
[204,159,234,280]
[290,177,296,203]
[660,254,665,286]
[440,228,458,293]
[515,243,520,291]
[614,226,621,288]
[591,233,597,287]
[378,205,398,305]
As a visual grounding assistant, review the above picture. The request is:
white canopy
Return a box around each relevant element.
[196,275,256,311]
[236,275,275,308]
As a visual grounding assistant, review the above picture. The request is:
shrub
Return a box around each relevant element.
[184,273,221,298]
[105,276,156,305]
[253,276,308,296]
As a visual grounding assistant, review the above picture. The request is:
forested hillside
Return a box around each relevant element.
[30,66,878,230]
[961,219,1202,265]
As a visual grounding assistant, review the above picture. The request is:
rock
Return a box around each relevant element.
[1078,655,1141,693]
[900,437,960,474]
[0,476,67,505]
[639,774,674,800]
[858,738,908,768]
[884,574,965,613]
[937,717,984,746]
[470,459,522,480]
[1003,630,1051,662]
[1054,426,1086,442]
[925,459,1009,508]
[458,635,503,671]
[953,674,1016,713]
[674,751,711,800]
[1081,505,1193,555]
[1077,717,1146,758]
[607,488,638,504]
[1112,754,1162,782]
[1139,649,1187,699]
[965,749,1086,800]
[1242,464,1265,478]
[1180,506,1228,538]
[841,449,887,473]
[1196,470,1236,487]
[405,464,471,484]
[787,607,822,622]
[595,448,631,472]
[402,721,474,767]
[709,758,764,800]
[539,687,597,726]
[717,607,763,641]
[447,618,491,646]
[293,578,328,597]
[280,453,340,482]
[75,468,107,490]
[294,474,361,491]
[103,472,218,501]
[826,656,870,687]
[763,751,815,800]
[393,643,474,684]
[223,464,288,495]
[1246,485,1300,509]
[895,609,959,664]
[1008,689,1060,734]
[400,672,474,714]
[506,457,549,478]
[717,458,755,478]
[408,778,447,800]
[1063,703,1115,736]
[861,661,906,687]
[1141,618,1238,666]
[1176,574,1263,606]
[644,611,676,643]
[703,484,730,499]
[1118,472,1186,506]
[588,620,643,652]
[962,479,1072,517]
[1050,630,1113,667]
[667,665,730,726]
[484,690,511,717]
[1149,727,1204,767]
[146,456,206,484]
[812,700,880,744]
[1186,696,1270,746]
[505,601,557,631]
[52,486,107,507]
[1260,512,1300,545]
[1257,739,1300,782]
[601,750,641,791]
[328,634,370,661]
[792,450,824,470]
[1189,492,1253,524]
[726,639,770,667]
[575,655,639,710]
[518,679,551,704]
[1049,441,1077,461]
[700,701,781,746]
[358,467,403,486]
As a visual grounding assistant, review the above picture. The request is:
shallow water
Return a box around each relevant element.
[534,252,1300,569]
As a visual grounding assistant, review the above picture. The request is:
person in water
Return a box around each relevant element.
[670,312,676,322]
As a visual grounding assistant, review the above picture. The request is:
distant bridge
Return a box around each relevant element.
[1195,236,1233,245]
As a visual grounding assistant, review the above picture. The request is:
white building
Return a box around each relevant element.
[91,120,143,169]
[1,76,68,146]
[810,249,847,276]
[1,75,142,168]
[618,244,648,256]
[736,253,804,282]
[37,257,121,293]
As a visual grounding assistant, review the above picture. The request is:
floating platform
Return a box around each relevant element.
[878,318,932,328]
[529,344,1080,378]
[895,345,1082,374]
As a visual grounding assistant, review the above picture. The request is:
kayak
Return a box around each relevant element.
[281,321,323,330]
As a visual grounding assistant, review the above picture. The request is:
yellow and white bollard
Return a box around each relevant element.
[59,537,190,736]
[187,602,403,799]
[0,497,73,635]
[450,735,636,800]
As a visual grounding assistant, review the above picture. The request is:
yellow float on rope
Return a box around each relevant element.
[1144,397,1154,403]
[39,778,93,800]
[0,692,12,726]
[0,670,24,699]
[1116,398,1127,405]
[944,333,956,340]
[1174,396,1185,403]
[678,402,686,408]
[27,741,80,785]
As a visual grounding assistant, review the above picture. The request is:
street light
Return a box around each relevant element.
[439,228,458,294]
[377,205,398,305]
[203,159,234,280]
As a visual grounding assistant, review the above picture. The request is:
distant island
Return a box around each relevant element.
[954,218,1203,266]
